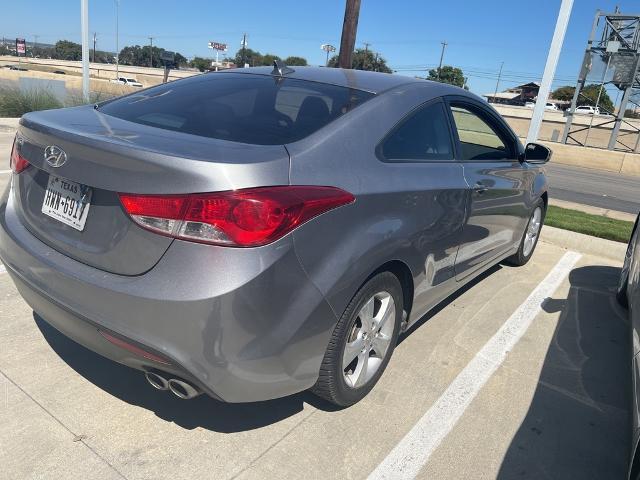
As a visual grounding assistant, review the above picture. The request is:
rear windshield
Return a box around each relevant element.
[99,73,374,145]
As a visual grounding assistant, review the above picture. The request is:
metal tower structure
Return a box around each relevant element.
[562,10,640,152]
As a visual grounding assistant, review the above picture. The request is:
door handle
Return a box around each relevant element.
[473,182,488,194]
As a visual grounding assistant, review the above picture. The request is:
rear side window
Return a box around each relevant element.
[449,105,511,160]
[380,101,453,161]
[99,74,374,145]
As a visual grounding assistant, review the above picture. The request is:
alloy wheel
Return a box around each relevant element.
[342,291,396,389]
[523,207,542,257]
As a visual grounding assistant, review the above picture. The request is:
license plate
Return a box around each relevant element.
[41,175,92,231]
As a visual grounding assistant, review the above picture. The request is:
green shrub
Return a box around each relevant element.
[0,86,63,117]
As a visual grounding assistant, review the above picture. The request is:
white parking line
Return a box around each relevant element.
[0,264,5,274]
[368,251,582,480]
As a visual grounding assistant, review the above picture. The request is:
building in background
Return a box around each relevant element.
[484,81,569,109]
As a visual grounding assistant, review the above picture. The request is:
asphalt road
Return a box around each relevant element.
[546,162,640,215]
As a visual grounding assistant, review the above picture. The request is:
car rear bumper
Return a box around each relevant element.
[0,182,338,402]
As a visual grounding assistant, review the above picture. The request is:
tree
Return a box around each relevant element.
[284,56,307,66]
[174,52,188,67]
[54,40,82,61]
[427,65,465,88]
[119,45,187,68]
[327,48,392,73]
[261,53,281,66]
[551,85,574,102]
[232,48,262,67]
[190,57,211,72]
[551,84,614,114]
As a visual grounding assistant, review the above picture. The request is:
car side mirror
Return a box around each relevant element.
[523,142,551,164]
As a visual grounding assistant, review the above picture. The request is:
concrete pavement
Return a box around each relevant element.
[0,238,630,479]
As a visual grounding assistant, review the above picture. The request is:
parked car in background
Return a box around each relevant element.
[575,105,600,115]
[0,67,551,407]
[110,77,143,87]
[525,102,535,108]
[545,102,559,111]
[617,212,640,480]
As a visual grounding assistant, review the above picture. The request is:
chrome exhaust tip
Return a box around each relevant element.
[145,371,169,391]
[168,378,201,399]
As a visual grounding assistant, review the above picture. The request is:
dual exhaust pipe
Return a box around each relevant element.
[145,371,201,399]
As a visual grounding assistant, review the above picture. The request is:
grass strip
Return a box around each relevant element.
[545,205,634,243]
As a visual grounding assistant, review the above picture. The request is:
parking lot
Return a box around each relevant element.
[0,218,630,480]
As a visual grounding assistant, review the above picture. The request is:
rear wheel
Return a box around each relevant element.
[312,272,403,407]
[505,199,545,267]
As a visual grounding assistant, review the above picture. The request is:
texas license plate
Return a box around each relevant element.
[41,175,92,231]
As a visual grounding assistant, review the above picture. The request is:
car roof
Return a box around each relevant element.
[215,66,446,95]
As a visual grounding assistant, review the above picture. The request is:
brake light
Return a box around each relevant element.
[118,186,355,247]
[10,136,30,174]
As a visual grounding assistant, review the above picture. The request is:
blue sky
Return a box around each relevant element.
[1,0,637,95]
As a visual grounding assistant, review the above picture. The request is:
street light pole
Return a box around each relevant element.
[115,0,119,79]
[526,0,574,144]
[321,44,336,67]
[81,0,90,102]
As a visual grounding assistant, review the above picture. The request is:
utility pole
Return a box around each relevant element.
[148,36,154,68]
[33,35,39,57]
[492,62,504,103]
[437,41,447,80]
[526,0,574,144]
[240,33,247,67]
[92,32,97,62]
[363,42,370,70]
[81,0,90,102]
[338,0,361,69]
[115,0,119,79]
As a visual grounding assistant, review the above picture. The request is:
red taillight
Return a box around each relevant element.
[10,136,30,174]
[118,186,355,247]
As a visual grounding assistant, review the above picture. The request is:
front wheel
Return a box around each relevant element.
[311,272,403,407]
[505,199,545,267]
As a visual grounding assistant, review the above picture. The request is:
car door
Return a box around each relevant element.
[444,96,531,280]
[375,98,469,316]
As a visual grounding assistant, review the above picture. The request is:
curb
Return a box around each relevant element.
[540,225,626,262]
[549,198,637,222]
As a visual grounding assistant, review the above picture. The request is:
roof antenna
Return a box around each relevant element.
[271,60,294,76]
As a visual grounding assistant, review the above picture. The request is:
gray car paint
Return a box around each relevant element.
[624,215,640,476]
[0,67,547,402]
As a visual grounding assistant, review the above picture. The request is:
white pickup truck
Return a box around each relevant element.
[110,77,143,88]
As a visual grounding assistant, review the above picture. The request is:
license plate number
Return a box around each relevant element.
[41,175,92,231]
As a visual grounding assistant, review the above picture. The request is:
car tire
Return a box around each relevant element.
[505,199,546,267]
[311,272,403,407]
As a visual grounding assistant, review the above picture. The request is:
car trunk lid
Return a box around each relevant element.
[12,106,290,276]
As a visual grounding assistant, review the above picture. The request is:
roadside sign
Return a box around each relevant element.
[208,42,227,52]
[16,38,26,55]
[160,50,175,62]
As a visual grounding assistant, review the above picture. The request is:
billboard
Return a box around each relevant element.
[16,38,26,55]
[208,42,227,52]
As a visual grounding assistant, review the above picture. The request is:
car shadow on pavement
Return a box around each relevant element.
[34,314,340,433]
[497,265,631,479]
[399,264,502,344]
